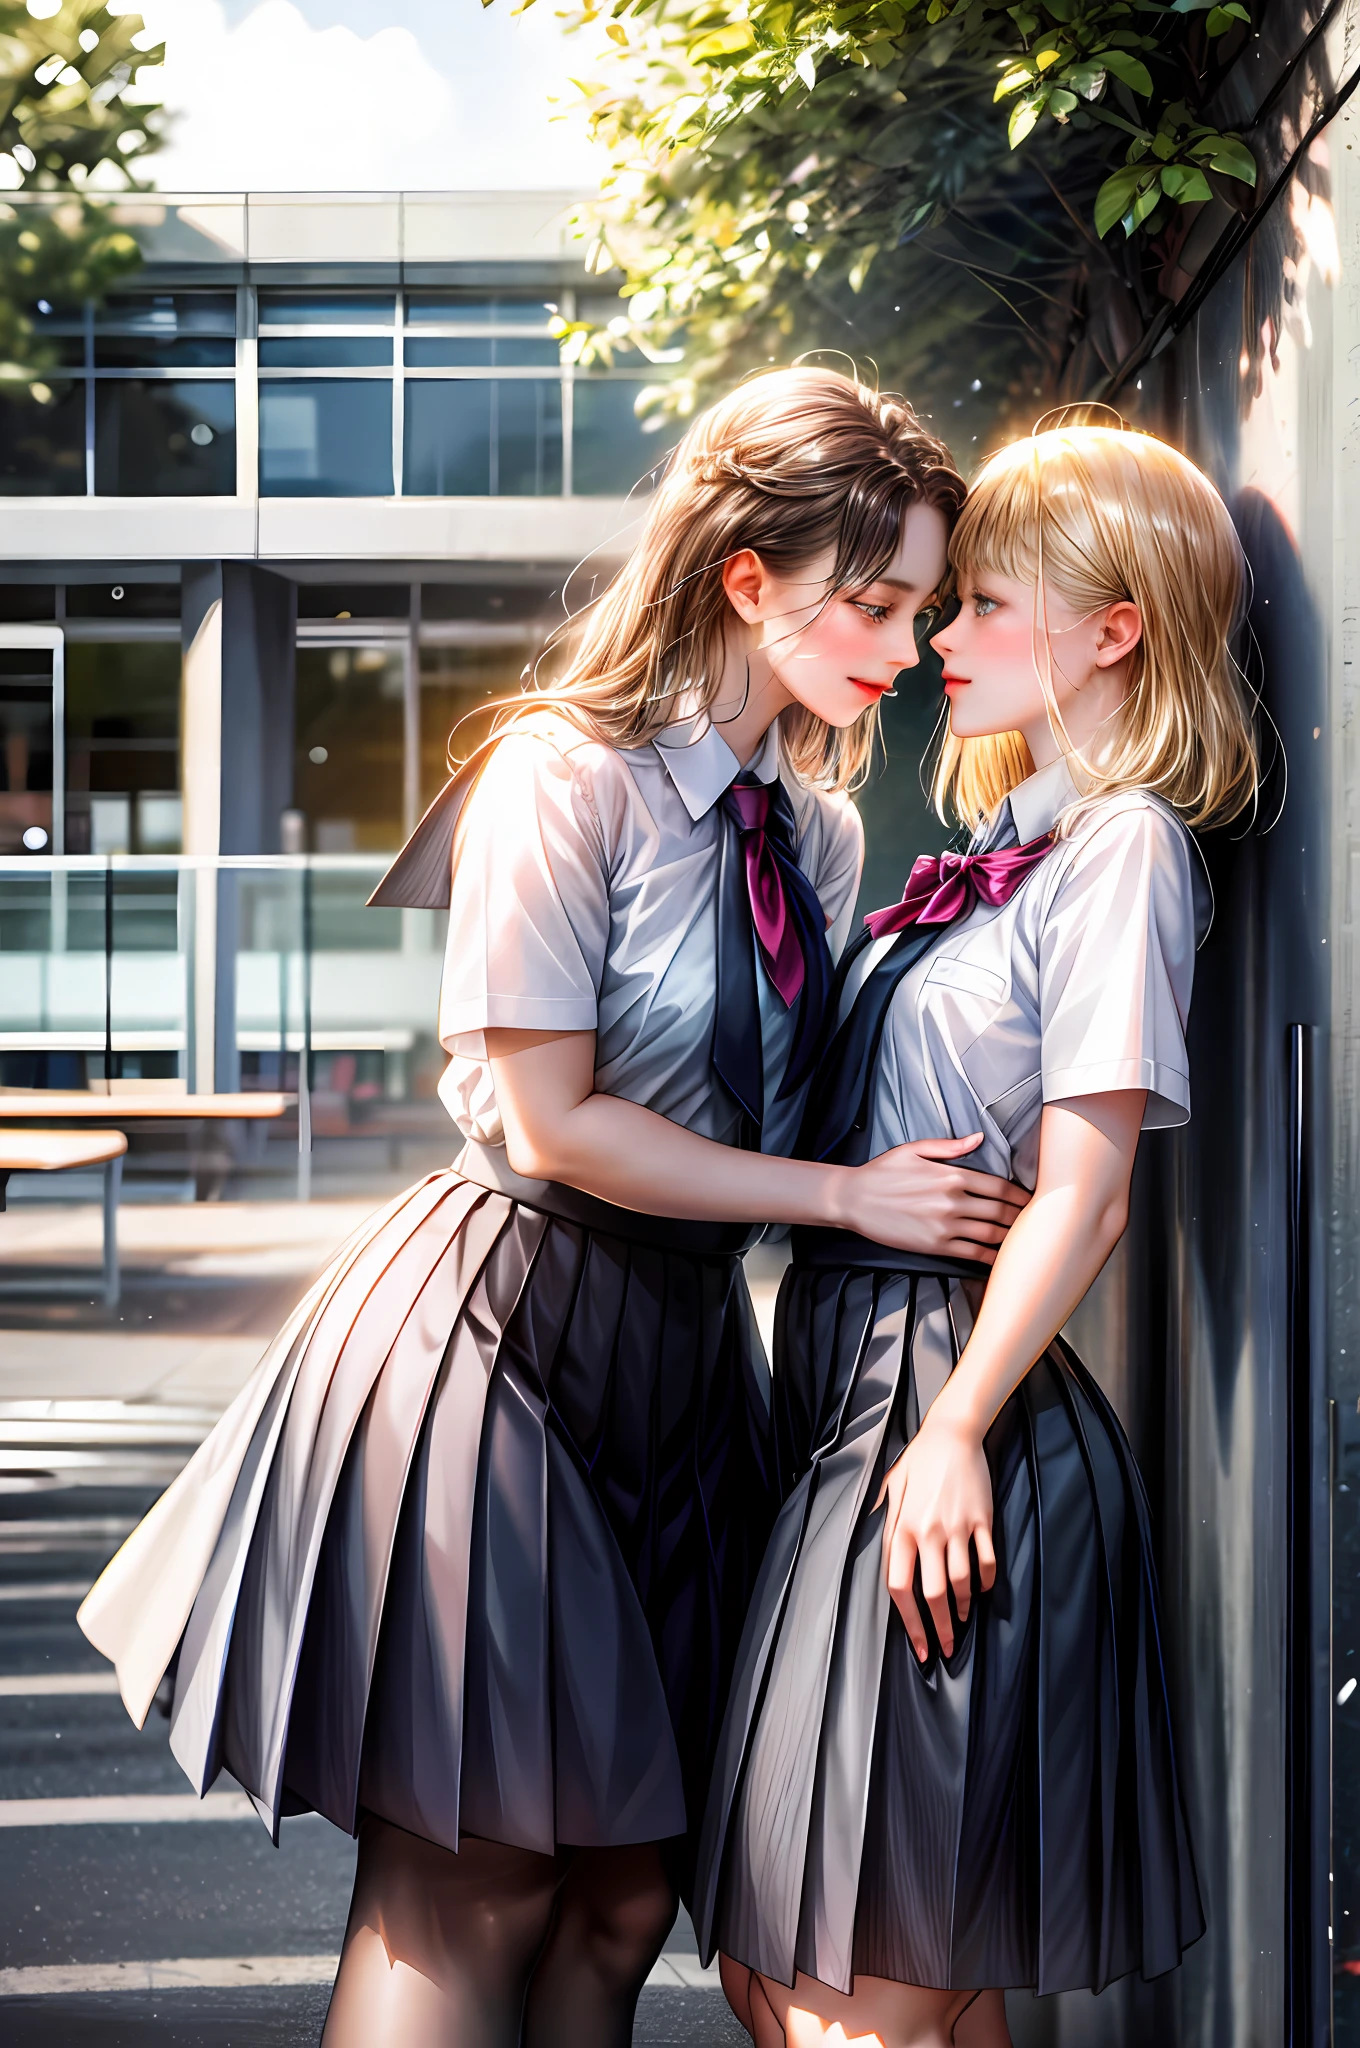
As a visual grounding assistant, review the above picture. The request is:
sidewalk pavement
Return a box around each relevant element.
[0,1199,787,1412]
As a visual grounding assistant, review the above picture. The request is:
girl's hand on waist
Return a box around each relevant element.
[833,1134,1029,1263]
[876,1413,996,1660]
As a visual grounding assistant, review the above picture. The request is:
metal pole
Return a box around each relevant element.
[102,1153,121,1312]
[103,861,114,1086]
[297,860,312,1201]
[50,634,64,857]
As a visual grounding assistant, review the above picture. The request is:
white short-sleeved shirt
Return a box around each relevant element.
[861,755,1200,1190]
[437,710,864,1164]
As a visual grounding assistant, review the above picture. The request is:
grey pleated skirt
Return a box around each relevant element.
[87,1170,775,1889]
[693,1244,1204,1997]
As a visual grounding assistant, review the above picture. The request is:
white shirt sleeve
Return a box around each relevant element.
[437,730,609,1057]
[1038,800,1196,1129]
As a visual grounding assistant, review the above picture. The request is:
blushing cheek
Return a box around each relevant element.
[771,613,863,706]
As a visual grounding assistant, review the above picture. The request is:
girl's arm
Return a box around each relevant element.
[879,1089,1147,1657]
[486,1028,1030,1263]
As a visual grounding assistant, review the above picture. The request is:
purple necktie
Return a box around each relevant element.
[864,832,1054,939]
[725,780,806,1006]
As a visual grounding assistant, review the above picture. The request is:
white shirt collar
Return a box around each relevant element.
[982,753,1082,850]
[652,715,780,824]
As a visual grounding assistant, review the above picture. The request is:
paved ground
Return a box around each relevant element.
[0,1196,755,2046]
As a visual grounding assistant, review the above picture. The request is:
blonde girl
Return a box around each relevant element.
[76,369,1029,2048]
[697,424,1257,2048]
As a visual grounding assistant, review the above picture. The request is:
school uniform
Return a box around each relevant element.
[78,709,861,1894]
[695,755,1206,1994]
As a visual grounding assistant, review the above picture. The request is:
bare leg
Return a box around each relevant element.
[720,1954,758,2039]
[749,1969,789,2046]
[755,1967,978,2048]
[322,1817,563,2048]
[522,1841,676,2048]
[953,1989,1012,2047]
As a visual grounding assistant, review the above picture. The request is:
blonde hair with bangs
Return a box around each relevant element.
[932,425,1258,832]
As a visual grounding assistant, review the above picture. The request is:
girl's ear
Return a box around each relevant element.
[722,549,766,623]
[1095,599,1142,668]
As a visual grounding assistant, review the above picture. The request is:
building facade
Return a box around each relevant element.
[0,189,669,1113]
[0,188,663,867]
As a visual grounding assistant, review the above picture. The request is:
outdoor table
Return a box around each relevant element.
[0,1129,128,1310]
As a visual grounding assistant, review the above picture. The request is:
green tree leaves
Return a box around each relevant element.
[509,0,1260,414]
[0,1,163,387]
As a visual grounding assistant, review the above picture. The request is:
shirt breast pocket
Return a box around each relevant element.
[923,955,1009,1004]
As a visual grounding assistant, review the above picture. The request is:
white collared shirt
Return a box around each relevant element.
[437,709,864,1155]
[865,759,1199,1189]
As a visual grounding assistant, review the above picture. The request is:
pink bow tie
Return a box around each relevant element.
[725,780,807,1006]
[863,833,1054,940]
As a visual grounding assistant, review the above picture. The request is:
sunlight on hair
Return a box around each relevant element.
[467,367,965,796]
[933,424,1259,834]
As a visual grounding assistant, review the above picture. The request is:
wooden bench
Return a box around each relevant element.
[0,1130,128,1310]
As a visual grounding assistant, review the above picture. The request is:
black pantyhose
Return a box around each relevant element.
[320,1817,675,2048]
[523,1842,677,2048]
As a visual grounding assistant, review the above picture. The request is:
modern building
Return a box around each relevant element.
[0,189,673,1112]
[0,188,669,864]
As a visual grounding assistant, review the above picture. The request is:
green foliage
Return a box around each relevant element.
[506,0,1258,423]
[0,1,165,387]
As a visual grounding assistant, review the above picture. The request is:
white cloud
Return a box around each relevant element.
[137,0,606,191]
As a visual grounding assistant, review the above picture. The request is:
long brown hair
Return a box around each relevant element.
[503,368,964,793]
[933,425,1257,831]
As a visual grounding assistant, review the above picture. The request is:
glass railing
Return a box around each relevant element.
[0,855,448,1194]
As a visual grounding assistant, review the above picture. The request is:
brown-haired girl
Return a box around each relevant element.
[698,423,1258,2046]
[78,368,1026,2046]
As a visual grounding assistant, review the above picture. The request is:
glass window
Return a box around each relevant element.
[0,647,54,856]
[404,380,491,495]
[295,645,405,852]
[420,640,553,813]
[259,380,392,496]
[99,293,236,335]
[258,293,394,327]
[405,337,493,369]
[498,379,562,495]
[63,641,181,856]
[31,301,85,360]
[94,380,237,495]
[572,379,677,497]
[493,337,561,368]
[404,380,561,496]
[406,294,557,327]
[259,337,393,368]
[404,336,558,368]
[95,336,235,368]
[37,336,87,368]
[0,382,86,495]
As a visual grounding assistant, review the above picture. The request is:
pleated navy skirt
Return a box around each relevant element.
[693,1242,1204,1997]
[97,1170,774,1893]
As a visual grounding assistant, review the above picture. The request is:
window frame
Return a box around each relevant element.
[26,289,242,499]
[8,283,666,503]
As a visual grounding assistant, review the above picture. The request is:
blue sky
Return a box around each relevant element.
[132,0,609,190]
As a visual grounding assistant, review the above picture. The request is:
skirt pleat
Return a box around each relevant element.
[695,1260,1204,1998]
[81,1170,774,1889]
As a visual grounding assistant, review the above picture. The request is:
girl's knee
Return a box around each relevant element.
[569,1854,676,1986]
